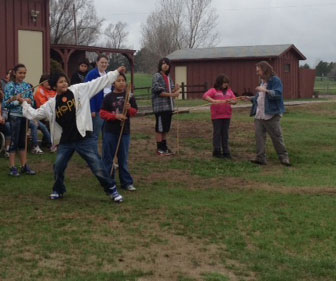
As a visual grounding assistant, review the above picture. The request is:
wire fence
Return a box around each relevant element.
[314,77,336,95]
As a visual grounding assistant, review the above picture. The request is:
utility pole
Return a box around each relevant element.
[73,3,78,45]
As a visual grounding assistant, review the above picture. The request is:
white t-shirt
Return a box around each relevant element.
[99,71,112,96]
[255,82,273,120]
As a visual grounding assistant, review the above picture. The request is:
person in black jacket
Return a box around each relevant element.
[70,59,90,85]
[100,73,138,191]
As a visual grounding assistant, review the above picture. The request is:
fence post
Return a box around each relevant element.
[326,80,329,94]
[181,82,185,100]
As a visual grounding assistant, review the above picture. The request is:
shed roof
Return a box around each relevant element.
[167,44,306,61]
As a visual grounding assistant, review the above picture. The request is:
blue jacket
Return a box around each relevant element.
[85,68,105,113]
[250,76,285,116]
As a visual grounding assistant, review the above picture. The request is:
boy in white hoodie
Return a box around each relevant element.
[19,67,126,202]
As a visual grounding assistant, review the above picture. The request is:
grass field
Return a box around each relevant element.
[314,77,336,95]
[1,102,336,281]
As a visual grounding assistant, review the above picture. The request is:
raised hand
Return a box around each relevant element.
[117,66,126,74]
[256,86,267,93]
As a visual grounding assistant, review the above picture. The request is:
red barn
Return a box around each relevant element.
[0,0,50,85]
[0,0,136,87]
[168,44,315,99]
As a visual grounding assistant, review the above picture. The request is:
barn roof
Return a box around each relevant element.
[167,44,306,61]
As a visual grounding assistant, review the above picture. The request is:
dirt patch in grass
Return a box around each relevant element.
[102,224,256,281]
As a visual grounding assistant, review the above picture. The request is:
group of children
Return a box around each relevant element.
[152,58,290,167]
[0,56,290,203]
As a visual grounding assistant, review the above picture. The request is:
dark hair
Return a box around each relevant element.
[39,73,50,84]
[6,69,12,75]
[49,72,69,90]
[11,64,26,81]
[256,61,275,81]
[214,74,230,90]
[96,54,108,62]
[78,58,90,67]
[118,73,127,81]
[158,57,171,74]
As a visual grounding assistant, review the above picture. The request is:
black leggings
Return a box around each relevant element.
[212,119,231,154]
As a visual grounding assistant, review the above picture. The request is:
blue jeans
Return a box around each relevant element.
[9,116,26,152]
[103,133,133,188]
[92,115,104,140]
[53,136,116,194]
[29,121,51,147]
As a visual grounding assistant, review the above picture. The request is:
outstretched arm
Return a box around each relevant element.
[20,99,49,121]
[70,66,126,99]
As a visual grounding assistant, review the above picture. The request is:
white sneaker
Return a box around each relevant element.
[123,185,136,191]
[107,186,123,203]
[32,145,44,154]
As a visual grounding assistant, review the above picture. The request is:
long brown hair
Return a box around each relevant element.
[214,74,230,91]
[256,61,275,81]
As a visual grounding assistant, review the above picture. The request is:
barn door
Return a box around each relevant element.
[18,30,43,86]
[175,66,187,99]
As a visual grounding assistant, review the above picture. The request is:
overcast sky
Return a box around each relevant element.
[93,0,336,66]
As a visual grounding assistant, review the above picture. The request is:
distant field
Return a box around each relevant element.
[314,77,336,95]
[127,72,152,98]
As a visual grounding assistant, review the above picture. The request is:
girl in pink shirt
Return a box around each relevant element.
[203,74,236,158]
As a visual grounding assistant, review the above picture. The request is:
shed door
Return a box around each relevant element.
[18,30,43,86]
[175,66,187,99]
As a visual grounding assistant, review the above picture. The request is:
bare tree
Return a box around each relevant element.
[104,22,129,49]
[184,0,218,48]
[103,22,130,69]
[141,0,218,59]
[50,0,103,45]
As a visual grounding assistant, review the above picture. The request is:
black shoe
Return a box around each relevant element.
[20,164,36,175]
[222,153,232,159]
[213,150,222,158]
[250,159,266,165]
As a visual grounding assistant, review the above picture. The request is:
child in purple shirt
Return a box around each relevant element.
[203,74,236,158]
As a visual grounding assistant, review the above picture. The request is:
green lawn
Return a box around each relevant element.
[128,73,152,98]
[314,77,336,94]
[1,102,336,280]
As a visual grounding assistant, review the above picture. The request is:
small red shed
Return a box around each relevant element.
[0,0,50,85]
[168,44,314,99]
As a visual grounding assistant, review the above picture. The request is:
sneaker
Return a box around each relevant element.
[9,166,20,177]
[50,191,64,200]
[157,148,167,156]
[222,153,232,159]
[250,159,266,165]
[107,186,123,203]
[280,159,292,167]
[123,185,136,191]
[157,148,174,156]
[212,150,222,158]
[31,145,44,154]
[20,164,36,175]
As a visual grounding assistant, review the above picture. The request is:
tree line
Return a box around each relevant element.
[50,0,218,73]
[314,61,336,78]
